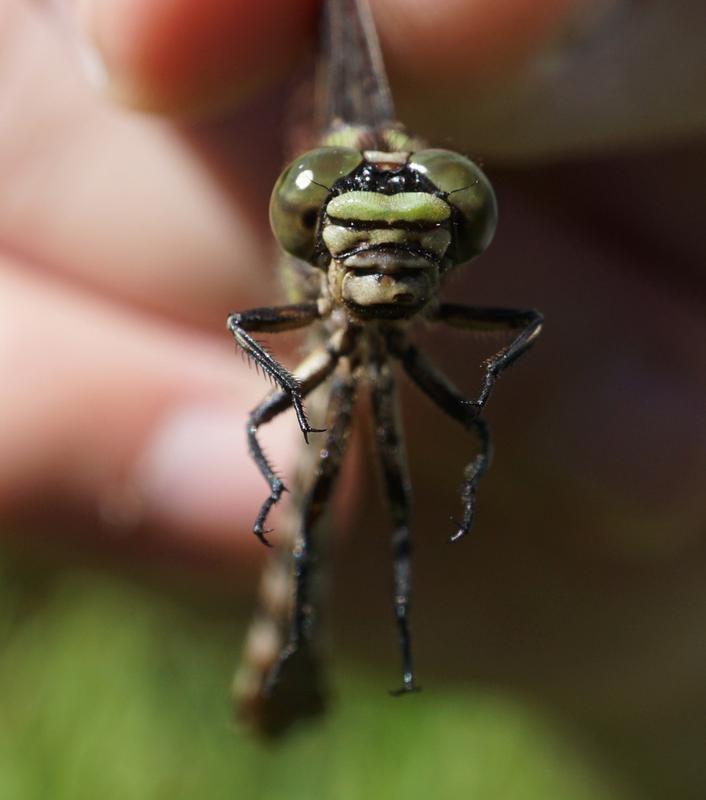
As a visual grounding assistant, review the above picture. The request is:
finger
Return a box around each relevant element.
[374,0,706,159]
[62,0,706,158]
[0,256,299,552]
[70,0,319,114]
[2,1,280,329]
[67,0,568,116]
[375,0,574,85]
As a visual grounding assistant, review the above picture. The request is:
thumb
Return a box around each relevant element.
[0,258,298,552]
[67,0,318,114]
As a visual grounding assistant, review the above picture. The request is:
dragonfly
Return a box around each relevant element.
[229,0,542,737]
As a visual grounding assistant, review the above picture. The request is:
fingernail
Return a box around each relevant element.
[133,404,296,546]
[75,32,110,91]
[51,0,109,91]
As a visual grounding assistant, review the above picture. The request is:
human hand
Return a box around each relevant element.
[0,0,316,551]
[2,0,705,789]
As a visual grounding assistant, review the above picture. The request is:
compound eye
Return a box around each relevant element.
[269,147,363,263]
[409,149,498,265]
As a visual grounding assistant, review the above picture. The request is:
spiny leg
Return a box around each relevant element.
[290,367,358,652]
[227,303,324,441]
[456,417,490,543]
[428,303,543,411]
[389,336,492,544]
[369,341,418,694]
[265,364,358,696]
[247,332,353,545]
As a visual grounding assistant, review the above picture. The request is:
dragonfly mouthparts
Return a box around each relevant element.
[343,248,435,272]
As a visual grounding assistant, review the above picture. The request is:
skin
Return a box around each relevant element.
[1,0,705,793]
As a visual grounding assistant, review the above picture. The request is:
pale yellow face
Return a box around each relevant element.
[321,179,452,319]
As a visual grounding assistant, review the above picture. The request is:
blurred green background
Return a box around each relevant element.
[0,544,633,800]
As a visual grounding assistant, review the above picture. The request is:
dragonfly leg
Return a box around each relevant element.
[265,364,357,694]
[428,303,543,411]
[228,303,324,442]
[389,338,493,544]
[369,346,418,695]
[247,339,344,546]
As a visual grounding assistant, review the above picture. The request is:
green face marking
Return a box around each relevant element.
[326,191,451,224]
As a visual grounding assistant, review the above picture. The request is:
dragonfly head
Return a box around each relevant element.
[270,147,498,320]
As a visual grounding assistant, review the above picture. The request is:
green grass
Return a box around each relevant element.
[0,561,624,800]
